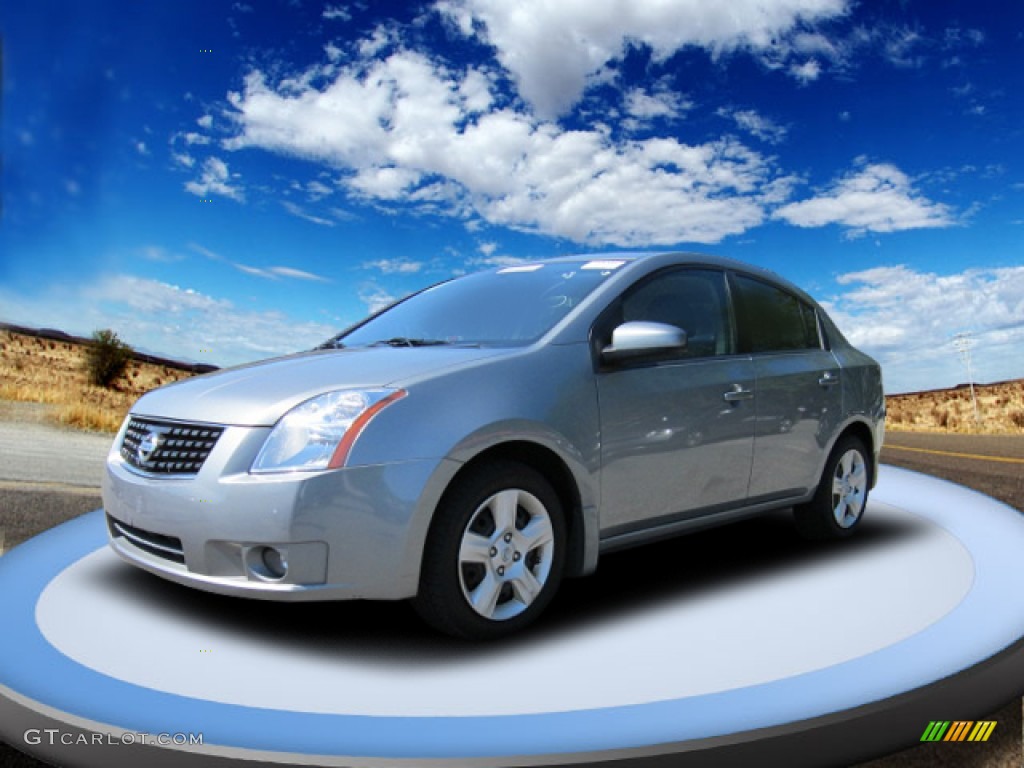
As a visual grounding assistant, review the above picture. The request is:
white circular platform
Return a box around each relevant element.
[2,465,1023,768]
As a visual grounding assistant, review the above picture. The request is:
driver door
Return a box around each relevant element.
[595,268,756,535]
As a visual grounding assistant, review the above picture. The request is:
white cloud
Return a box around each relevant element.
[173,152,195,168]
[466,254,530,268]
[459,69,495,114]
[761,21,948,81]
[719,108,787,144]
[348,166,423,200]
[235,262,330,281]
[135,141,149,156]
[0,276,336,366]
[789,58,821,83]
[185,157,244,202]
[358,24,400,58]
[189,243,225,262]
[189,242,329,281]
[306,180,334,200]
[234,263,271,278]
[825,265,1024,392]
[881,26,924,68]
[623,85,692,121]
[182,131,211,145]
[267,266,330,281]
[358,284,398,314]
[327,206,356,222]
[325,42,344,63]
[437,0,848,117]
[197,114,213,129]
[362,259,424,274]
[478,242,498,257]
[224,50,788,246]
[774,162,954,235]
[791,31,842,61]
[139,246,183,263]
[281,200,335,227]
[323,5,351,21]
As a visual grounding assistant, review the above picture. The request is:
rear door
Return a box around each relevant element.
[729,273,843,500]
[595,268,756,534]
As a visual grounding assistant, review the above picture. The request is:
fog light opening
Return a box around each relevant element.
[260,547,288,579]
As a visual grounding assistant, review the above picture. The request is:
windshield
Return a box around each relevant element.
[336,259,629,348]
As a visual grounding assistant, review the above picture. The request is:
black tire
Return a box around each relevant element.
[414,461,566,640]
[794,436,871,540]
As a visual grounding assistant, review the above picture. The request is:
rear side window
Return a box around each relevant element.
[731,274,821,354]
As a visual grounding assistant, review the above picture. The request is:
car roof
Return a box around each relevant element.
[501,251,812,302]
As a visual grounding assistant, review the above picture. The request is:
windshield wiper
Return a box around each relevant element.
[371,337,452,348]
[315,338,345,350]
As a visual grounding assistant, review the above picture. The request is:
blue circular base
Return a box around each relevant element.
[2,466,1023,768]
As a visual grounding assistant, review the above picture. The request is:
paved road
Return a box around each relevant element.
[882,431,1023,513]
[0,404,108,555]
[0,417,1021,767]
[0,421,111,489]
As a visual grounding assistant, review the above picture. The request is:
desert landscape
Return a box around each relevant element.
[884,380,1024,435]
[0,327,199,432]
[2,325,1023,435]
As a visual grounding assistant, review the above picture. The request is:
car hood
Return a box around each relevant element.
[132,346,507,426]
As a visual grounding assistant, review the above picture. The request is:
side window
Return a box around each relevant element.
[617,269,731,359]
[732,274,821,353]
[800,303,822,349]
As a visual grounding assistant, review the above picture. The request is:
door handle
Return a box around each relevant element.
[818,372,840,387]
[723,386,754,403]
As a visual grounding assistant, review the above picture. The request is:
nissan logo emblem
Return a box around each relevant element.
[137,431,161,464]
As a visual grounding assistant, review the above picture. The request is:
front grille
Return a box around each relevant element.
[120,417,224,475]
[108,515,186,564]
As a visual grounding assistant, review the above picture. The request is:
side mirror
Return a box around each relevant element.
[601,321,687,364]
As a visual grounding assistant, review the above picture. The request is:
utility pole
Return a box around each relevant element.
[951,332,980,425]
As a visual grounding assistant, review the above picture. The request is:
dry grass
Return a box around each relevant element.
[0,330,194,433]
[886,379,1024,435]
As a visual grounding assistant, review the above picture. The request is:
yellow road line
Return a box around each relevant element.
[884,444,1024,465]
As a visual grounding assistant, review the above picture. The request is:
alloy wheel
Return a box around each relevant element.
[831,448,867,528]
[457,488,555,621]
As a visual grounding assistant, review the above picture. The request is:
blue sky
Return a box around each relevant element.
[1,0,1022,392]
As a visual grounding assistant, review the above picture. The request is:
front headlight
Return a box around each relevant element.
[251,389,406,473]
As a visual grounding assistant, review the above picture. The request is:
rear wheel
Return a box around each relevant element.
[414,461,566,640]
[794,436,871,540]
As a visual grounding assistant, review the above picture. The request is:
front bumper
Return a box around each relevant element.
[102,424,452,601]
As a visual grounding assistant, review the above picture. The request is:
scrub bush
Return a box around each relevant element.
[86,329,134,388]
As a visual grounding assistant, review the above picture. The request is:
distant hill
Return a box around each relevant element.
[0,322,219,375]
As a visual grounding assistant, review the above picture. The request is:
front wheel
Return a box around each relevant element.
[414,461,566,640]
[794,436,871,540]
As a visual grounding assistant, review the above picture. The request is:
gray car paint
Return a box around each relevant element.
[103,252,883,603]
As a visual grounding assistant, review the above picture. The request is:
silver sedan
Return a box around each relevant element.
[103,252,884,639]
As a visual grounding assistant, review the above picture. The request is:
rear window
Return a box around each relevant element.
[731,274,821,354]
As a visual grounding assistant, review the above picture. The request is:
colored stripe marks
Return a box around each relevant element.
[920,721,997,742]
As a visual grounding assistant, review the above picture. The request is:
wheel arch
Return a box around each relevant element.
[831,419,879,489]
[435,441,592,579]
